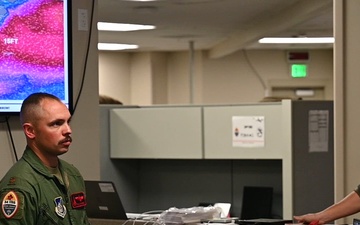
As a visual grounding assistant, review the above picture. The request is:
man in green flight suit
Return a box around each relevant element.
[0,92,90,225]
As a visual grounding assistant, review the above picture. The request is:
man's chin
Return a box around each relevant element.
[57,148,69,155]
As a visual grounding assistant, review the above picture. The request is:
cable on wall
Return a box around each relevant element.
[242,50,268,96]
[72,0,95,115]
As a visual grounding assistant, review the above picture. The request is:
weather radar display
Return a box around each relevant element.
[0,0,70,113]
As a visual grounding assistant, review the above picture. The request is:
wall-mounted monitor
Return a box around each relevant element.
[0,0,72,115]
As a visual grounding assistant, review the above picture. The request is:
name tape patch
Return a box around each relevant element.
[71,192,86,209]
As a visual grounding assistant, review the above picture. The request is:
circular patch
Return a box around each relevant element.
[1,191,19,219]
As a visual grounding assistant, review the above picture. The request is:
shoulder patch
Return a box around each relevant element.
[1,191,20,219]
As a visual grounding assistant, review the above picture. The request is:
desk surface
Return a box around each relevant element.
[89,218,147,225]
[88,218,241,225]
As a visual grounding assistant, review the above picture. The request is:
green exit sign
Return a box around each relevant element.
[291,64,307,78]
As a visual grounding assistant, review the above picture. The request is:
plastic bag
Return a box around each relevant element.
[158,206,222,224]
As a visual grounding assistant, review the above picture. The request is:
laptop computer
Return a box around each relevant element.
[84,180,128,220]
[240,186,273,220]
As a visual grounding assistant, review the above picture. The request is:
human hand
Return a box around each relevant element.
[293,214,322,224]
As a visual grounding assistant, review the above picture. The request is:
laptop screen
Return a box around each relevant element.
[84,180,128,220]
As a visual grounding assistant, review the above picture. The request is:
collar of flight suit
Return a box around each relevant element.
[22,146,60,179]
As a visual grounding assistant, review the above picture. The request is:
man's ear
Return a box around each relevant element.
[23,123,35,139]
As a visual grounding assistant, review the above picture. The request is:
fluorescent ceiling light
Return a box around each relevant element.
[259,37,334,44]
[97,22,155,31]
[98,43,138,51]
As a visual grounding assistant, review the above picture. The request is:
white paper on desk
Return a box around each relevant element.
[214,203,231,218]
[308,110,329,153]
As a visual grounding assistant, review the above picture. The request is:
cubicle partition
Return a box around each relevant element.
[99,101,333,219]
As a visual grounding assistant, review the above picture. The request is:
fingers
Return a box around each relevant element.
[293,215,304,223]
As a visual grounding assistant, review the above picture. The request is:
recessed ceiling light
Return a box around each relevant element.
[259,37,334,44]
[126,0,158,1]
[97,22,155,31]
[98,43,138,51]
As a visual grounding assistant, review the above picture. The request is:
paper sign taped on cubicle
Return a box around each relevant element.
[232,116,265,148]
[308,110,329,152]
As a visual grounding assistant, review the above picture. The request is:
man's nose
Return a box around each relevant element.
[63,123,72,134]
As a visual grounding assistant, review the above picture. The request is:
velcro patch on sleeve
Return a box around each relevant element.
[1,191,24,220]
[71,192,86,209]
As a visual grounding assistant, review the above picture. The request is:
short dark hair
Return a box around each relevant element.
[99,95,123,104]
[20,93,61,125]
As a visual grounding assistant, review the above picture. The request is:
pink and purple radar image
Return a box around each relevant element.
[0,0,66,100]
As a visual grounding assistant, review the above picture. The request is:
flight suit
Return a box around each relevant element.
[0,147,90,225]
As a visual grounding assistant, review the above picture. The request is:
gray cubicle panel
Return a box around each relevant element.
[99,101,333,218]
[110,107,203,159]
[291,101,334,215]
[100,105,283,216]
[202,103,285,159]
[100,105,141,212]
[135,159,283,218]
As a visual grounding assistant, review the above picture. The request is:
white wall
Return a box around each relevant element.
[130,53,153,105]
[98,49,333,105]
[0,1,100,180]
[167,51,204,104]
[151,52,169,104]
[334,1,360,223]
[99,52,131,104]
